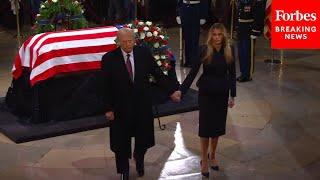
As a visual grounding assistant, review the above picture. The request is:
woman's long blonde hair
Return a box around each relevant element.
[203,23,233,64]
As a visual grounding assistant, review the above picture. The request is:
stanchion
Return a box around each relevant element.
[250,38,255,77]
[179,27,184,66]
[280,49,284,64]
[14,0,22,48]
[264,49,282,64]
[154,106,166,130]
[230,0,235,40]
[134,0,138,20]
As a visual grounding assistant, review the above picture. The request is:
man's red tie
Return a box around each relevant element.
[126,54,133,81]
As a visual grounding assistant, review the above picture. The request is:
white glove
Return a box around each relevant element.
[250,35,258,39]
[200,19,206,25]
[176,16,181,25]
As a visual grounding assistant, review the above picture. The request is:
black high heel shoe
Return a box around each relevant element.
[208,154,220,171]
[200,160,209,178]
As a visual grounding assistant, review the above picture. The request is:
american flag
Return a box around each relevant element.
[12,26,118,86]
[264,0,272,39]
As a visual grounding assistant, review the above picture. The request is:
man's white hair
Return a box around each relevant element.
[115,28,135,45]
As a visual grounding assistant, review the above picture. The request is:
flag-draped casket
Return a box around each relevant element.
[12,26,118,86]
[6,26,178,123]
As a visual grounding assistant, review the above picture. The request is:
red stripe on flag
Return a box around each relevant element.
[30,61,101,86]
[33,44,117,68]
[13,55,23,79]
[266,32,271,39]
[264,0,272,39]
[265,6,271,16]
[23,36,33,51]
[265,21,271,28]
[29,33,51,68]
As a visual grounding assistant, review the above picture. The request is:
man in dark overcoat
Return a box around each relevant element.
[101,28,181,180]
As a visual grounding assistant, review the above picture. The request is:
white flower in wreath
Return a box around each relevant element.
[140,32,145,40]
[153,42,160,48]
[133,28,138,33]
[146,32,153,37]
[52,0,58,3]
[74,1,79,4]
[81,10,84,14]
[154,55,160,60]
[127,23,132,28]
[163,71,168,75]
[40,5,45,9]
[157,60,162,66]
[161,55,166,59]
[153,31,158,36]
[159,35,165,39]
[36,14,40,17]
[138,21,144,26]
[157,27,161,31]
[143,26,149,31]
[146,21,152,26]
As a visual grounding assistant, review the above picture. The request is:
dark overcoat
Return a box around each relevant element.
[101,46,179,157]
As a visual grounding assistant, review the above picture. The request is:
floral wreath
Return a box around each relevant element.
[123,20,175,78]
[35,0,88,33]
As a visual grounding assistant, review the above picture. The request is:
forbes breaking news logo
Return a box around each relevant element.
[275,10,317,40]
[276,10,317,22]
[272,0,320,49]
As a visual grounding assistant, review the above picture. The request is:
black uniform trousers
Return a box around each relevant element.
[180,3,201,66]
[237,23,255,79]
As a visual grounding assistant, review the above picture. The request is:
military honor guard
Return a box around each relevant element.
[236,0,266,82]
[176,0,208,67]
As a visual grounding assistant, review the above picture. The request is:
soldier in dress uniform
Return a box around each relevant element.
[236,0,266,82]
[176,0,208,67]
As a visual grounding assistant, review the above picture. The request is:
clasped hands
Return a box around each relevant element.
[105,90,182,121]
[170,90,182,102]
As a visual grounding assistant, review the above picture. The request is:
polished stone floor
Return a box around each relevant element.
[0,25,320,180]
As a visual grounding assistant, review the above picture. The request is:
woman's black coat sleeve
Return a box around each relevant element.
[228,60,236,97]
[180,60,202,95]
[228,46,236,97]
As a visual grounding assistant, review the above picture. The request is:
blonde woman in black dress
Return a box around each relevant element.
[180,23,236,178]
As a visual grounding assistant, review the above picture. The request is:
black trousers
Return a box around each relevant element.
[237,23,255,78]
[180,3,201,66]
[115,140,147,174]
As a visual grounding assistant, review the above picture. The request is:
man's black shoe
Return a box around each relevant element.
[136,167,144,177]
[236,76,242,81]
[237,76,252,82]
[121,172,129,180]
[133,154,145,177]
[135,159,144,177]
